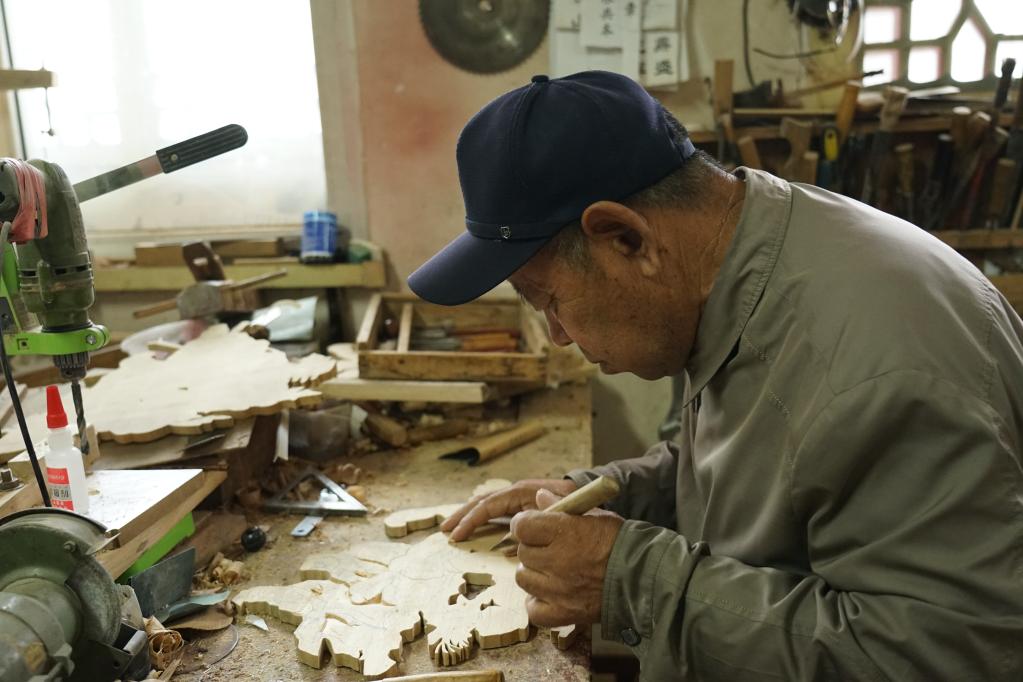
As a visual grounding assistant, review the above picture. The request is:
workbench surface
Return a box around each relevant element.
[178,382,593,682]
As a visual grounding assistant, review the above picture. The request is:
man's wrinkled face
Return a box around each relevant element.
[509,243,687,381]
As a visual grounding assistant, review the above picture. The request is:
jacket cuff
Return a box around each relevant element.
[601,519,673,646]
[564,468,601,490]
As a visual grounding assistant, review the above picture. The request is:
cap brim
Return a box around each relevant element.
[408,231,549,306]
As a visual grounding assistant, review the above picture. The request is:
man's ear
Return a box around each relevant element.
[580,201,660,275]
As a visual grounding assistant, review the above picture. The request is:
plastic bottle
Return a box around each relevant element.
[44,385,89,514]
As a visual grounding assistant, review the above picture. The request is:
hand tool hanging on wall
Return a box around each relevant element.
[861,86,909,208]
[937,118,1007,230]
[919,134,954,230]
[986,159,1018,228]
[894,143,916,223]
[960,58,1016,227]
[1002,74,1023,226]
[779,117,815,183]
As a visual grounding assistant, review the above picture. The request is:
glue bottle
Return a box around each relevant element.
[44,385,89,514]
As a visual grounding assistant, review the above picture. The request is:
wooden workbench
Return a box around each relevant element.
[178,382,593,682]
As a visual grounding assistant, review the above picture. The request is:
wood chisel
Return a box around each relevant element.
[861,86,909,208]
[440,421,546,466]
[490,475,621,551]
[1002,72,1023,226]
[894,143,916,224]
[939,123,1008,229]
[960,58,1016,226]
[72,124,248,202]
[986,158,1018,228]
[920,134,955,230]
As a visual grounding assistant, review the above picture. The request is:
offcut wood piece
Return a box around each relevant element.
[356,294,547,383]
[386,672,503,682]
[0,325,332,452]
[779,117,814,181]
[384,479,512,538]
[135,239,283,267]
[233,531,531,677]
[712,60,733,118]
[94,260,385,292]
[364,412,409,447]
[736,135,762,169]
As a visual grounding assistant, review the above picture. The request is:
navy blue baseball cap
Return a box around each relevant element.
[408,70,696,306]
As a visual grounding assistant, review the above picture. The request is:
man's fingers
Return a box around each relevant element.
[510,509,564,547]
[440,497,481,531]
[449,489,532,541]
[535,488,563,510]
[525,595,573,628]
[516,543,559,574]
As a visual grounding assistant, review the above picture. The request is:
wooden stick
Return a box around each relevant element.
[490,475,621,550]
[383,670,503,682]
[835,81,862,144]
[396,303,414,353]
[407,419,470,444]
[132,297,179,319]
[364,413,408,447]
[222,268,288,291]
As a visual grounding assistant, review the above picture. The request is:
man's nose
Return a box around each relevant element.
[544,310,573,347]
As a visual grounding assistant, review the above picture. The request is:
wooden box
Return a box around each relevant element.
[354,294,550,382]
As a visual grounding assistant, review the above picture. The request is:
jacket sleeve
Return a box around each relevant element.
[566,441,678,529]
[601,373,1023,681]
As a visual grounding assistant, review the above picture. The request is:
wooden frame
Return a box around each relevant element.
[355,294,548,382]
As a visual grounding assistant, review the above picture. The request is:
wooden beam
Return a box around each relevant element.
[317,377,492,403]
[396,303,414,353]
[359,350,547,382]
[94,260,385,291]
[0,69,54,90]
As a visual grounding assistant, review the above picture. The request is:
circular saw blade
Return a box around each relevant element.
[420,0,550,74]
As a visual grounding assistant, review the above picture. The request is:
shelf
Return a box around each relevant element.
[689,112,1015,144]
[94,259,385,292]
[931,229,1023,251]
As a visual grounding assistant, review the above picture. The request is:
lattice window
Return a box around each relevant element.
[861,0,1023,88]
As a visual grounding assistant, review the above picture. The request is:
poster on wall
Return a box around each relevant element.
[551,0,689,88]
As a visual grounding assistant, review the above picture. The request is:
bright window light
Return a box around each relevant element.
[4,0,326,233]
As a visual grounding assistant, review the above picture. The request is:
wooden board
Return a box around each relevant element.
[94,260,385,292]
[384,480,511,538]
[0,325,334,454]
[234,531,531,678]
[93,469,226,577]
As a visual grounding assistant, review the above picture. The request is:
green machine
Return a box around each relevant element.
[0,124,247,682]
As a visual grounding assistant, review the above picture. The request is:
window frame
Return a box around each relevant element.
[861,0,1023,90]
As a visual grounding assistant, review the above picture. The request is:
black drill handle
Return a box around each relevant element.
[156,124,248,174]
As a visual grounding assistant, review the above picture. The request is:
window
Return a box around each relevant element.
[2,0,325,235]
[861,0,1023,88]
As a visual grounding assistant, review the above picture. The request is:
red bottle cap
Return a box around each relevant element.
[46,385,68,429]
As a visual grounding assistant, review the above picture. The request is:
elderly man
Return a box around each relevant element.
[408,71,1023,680]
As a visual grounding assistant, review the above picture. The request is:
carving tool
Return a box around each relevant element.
[960,59,1016,226]
[861,85,909,207]
[987,159,1018,228]
[834,80,862,145]
[490,475,621,551]
[1002,72,1023,226]
[939,124,1008,230]
[817,125,840,190]
[440,421,546,466]
[894,142,916,223]
[919,134,954,230]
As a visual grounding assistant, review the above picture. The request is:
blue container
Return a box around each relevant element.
[301,210,338,262]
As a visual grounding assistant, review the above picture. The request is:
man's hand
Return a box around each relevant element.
[441,478,578,542]
[513,489,625,627]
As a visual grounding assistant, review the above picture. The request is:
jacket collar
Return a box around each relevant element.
[684,168,791,401]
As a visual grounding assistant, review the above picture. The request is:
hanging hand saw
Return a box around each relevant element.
[72,123,248,202]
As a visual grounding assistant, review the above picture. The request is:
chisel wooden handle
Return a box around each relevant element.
[132,297,179,319]
[544,475,620,515]
[474,422,546,463]
[491,475,621,550]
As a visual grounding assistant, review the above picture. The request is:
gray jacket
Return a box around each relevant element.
[569,169,1023,680]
